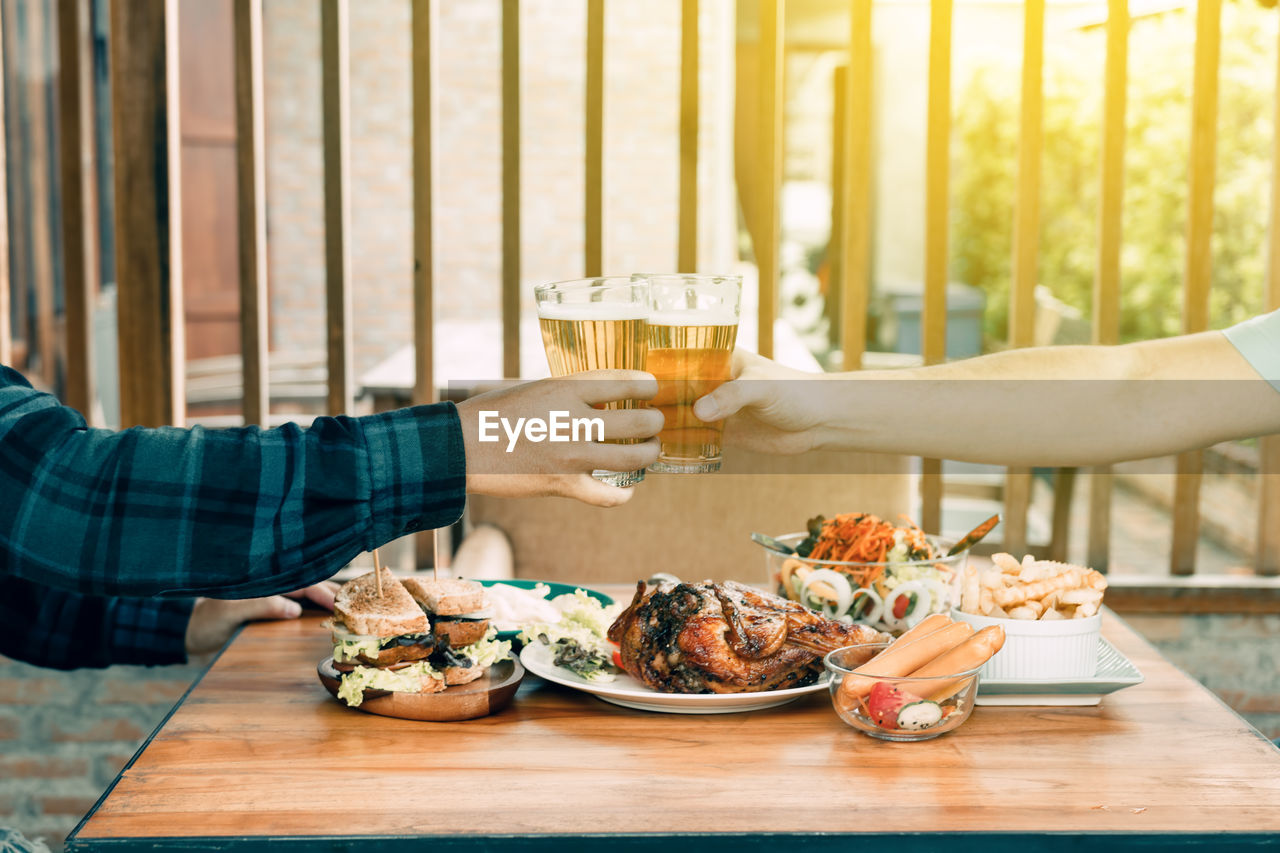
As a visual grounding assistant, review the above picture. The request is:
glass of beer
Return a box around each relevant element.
[643,273,741,473]
[534,276,650,487]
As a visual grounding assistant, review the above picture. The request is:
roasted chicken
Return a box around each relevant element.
[608,580,889,694]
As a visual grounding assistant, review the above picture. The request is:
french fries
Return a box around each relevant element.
[956,555,1107,621]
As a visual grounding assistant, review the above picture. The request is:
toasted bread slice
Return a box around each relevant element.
[443,662,485,686]
[402,577,487,617]
[432,618,490,649]
[333,569,429,637]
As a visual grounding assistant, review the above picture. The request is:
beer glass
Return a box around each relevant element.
[644,273,741,473]
[534,276,650,487]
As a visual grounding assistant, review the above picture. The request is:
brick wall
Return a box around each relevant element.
[0,654,206,849]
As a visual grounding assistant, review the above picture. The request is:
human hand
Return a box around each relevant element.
[184,581,339,656]
[691,350,828,454]
[456,370,663,507]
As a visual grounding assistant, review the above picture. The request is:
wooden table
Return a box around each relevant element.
[68,592,1280,851]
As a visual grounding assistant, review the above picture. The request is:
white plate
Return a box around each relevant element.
[519,643,830,714]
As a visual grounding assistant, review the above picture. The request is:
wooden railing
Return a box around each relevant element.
[0,0,1276,582]
[827,0,1274,579]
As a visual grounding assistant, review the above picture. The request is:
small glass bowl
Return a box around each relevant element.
[823,643,982,742]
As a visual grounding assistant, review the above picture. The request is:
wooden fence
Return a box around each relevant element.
[0,0,1276,579]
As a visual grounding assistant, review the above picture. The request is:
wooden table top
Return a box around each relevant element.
[69,589,1280,851]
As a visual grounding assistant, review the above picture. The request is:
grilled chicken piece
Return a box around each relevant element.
[608,580,889,694]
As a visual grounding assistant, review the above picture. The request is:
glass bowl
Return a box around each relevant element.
[762,532,967,635]
[823,643,981,742]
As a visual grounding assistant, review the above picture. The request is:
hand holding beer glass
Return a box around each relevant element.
[645,274,742,473]
[535,276,650,487]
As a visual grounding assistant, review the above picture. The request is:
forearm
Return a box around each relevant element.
[0,577,194,670]
[0,368,466,597]
[810,336,1280,466]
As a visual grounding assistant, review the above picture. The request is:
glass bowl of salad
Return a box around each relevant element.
[759,514,968,635]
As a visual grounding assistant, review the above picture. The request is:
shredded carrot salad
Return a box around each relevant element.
[806,513,936,564]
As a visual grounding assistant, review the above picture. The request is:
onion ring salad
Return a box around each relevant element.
[767,514,964,635]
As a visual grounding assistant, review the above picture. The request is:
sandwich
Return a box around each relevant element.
[402,577,510,686]
[328,568,444,707]
[327,570,510,707]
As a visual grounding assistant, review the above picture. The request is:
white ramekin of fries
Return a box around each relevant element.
[950,553,1108,680]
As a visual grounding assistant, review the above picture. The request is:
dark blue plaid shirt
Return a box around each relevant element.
[0,365,467,669]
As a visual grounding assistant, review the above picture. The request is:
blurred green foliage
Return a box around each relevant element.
[951,4,1275,346]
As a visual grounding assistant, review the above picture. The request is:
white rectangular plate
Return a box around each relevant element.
[975,638,1143,706]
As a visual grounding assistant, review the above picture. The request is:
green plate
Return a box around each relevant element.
[476,579,615,642]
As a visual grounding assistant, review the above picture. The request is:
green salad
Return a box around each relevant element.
[519,589,622,683]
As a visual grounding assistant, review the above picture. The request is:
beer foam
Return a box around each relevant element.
[648,309,739,327]
[537,302,648,321]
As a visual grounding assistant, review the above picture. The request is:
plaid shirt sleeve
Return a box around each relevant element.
[0,576,195,670]
[0,365,467,598]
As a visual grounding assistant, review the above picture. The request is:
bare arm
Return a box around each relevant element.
[695,332,1280,467]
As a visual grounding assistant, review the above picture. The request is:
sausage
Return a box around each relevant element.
[837,621,974,704]
[908,625,1006,701]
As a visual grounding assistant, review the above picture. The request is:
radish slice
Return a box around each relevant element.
[849,587,884,625]
[883,581,932,632]
[800,569,853,618]
[923,577,952,617]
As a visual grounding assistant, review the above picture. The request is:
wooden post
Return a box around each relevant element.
[110,0,184,428]
[234,0,268,426]
[829,65,845,354]
[1002,0,1045,557]
[677,0,698,273]
[756,0,783,359]
[840,0,872,372]
[1094,0,1127,352]
[585,0,605,278]
[1089,0,1129,573]
[1009,0,1043,353]
[413,0,439,570]
[920,0,952,534]
[0,0,5,366]
[0,6,11,366]
[412,0,436,407]
[3,0,27,367]
[58,0,98,418]
[321,0,353,415]
[1048,467,1077,562]
[1257,21,1280,577]
[1171,0,1221,576]
[501,0,520,379]
[27,2,56,388]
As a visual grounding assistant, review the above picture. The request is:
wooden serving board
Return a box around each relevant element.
[316,657,524,721]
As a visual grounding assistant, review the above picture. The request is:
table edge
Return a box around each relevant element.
[63,830,1280,852]
[65,622,246,846]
